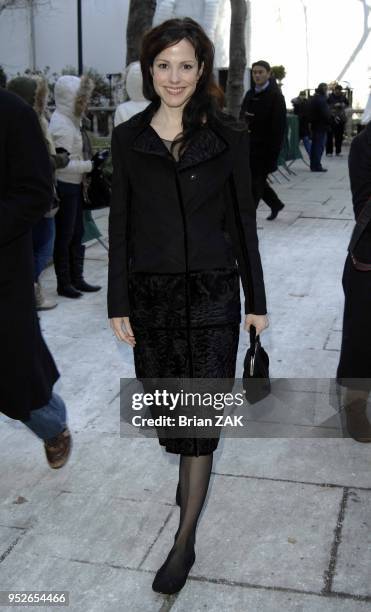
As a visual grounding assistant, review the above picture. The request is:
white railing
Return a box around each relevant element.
[88,106,116,136]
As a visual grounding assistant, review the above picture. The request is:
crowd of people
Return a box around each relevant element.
[1,15,370,598]
[292,82,349,172]
[240,63,350,218]
[0,61,352,309]
[4,72,101,311]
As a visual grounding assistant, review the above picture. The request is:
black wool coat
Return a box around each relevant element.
[337,122,371,383]
[239,79,286,174]
[107,102,267,321]
[308,93,331,131]
[0,89,59,421]
[348,120,371,261]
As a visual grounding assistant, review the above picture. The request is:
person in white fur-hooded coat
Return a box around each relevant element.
[49,75,101,298]
[114,61,150,127]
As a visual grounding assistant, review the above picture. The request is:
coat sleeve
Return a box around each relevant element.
[50,119,92,174]
[107,128,131,318]
[266,92,286,171]
[319,97,331,125]
[0,104,53,248]
[227,129,267,315]
[348,126,371,215]
[239,92,248,122]
[62,158,93,174]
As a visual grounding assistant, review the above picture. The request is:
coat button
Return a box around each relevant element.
[190,173,197,180]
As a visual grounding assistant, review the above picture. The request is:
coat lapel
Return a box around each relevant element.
[177,126,228,170]
[130,104,229,170]
[131,123,171,159]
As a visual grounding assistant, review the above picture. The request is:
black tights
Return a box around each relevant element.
[176,453,213,545]
[152,452,213,593]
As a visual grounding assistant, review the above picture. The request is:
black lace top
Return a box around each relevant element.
[161,138,181,162]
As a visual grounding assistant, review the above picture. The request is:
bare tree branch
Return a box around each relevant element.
[226,0,247,117]
[126,0,156,65]
[0,0,19,13]
[0,0,49,15]
[336,0,371,82]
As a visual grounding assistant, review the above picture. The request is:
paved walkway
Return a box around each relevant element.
[1,149,370,611]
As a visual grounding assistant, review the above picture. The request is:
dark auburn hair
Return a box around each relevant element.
[140,17,237,156]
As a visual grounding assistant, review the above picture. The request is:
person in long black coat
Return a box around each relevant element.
[0,89,71,465]
[239,60,286,219]
[337,121,371,442]
[108,18,268,595]
[326,85,349,156]
[308,82,331,172]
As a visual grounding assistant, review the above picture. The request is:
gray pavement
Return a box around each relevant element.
[1,149,371,611]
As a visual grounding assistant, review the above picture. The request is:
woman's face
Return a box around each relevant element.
[150,38,203,110]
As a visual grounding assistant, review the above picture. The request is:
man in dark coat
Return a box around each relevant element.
[291,90,311,155]
[326,84,349,156]
[308,82,331,172]
[0,89,72,468]
[240,60,287,220]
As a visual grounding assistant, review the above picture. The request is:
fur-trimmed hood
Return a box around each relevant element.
[54,74,94,121]
[7,75,48,115]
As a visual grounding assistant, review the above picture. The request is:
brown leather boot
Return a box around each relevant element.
[44,427,72,468]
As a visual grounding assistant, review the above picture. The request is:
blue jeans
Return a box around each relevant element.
[32,217,56,281]
[302,135,312,156]
[310,130,327,170]
[22,392,67,441]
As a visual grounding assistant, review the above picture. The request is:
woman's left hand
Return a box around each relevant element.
[244,314,269,336]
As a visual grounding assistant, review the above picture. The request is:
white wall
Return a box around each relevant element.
[34,0,79,74]
[0,5,31,74]
[0,0,130,76]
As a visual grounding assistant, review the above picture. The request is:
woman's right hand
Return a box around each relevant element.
[110,317,136,347]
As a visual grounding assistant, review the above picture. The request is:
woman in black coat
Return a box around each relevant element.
[108,18,268,594]
[337,121,371,442]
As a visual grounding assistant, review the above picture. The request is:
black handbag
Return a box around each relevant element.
[243,326,271,404]
[82,145,112,211]
[83,166,111,211]
[228,174,271,403]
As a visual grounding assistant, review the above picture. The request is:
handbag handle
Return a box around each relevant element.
[249,325,261,356]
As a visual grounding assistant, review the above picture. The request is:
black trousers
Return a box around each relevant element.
[53,181,85,286]
[310,130,326,171]
[326,122,345,155]
[251,172,283,211]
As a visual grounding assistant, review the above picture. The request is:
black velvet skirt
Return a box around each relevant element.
[337,255,371,388]
[129,268,241,455]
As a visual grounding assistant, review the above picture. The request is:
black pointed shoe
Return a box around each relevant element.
[266,202,285,220]
[152,546,196,594]
[72,280,101,292]
[57,284,83,299]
